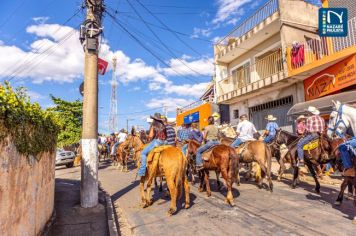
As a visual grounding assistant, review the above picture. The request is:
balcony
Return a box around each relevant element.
[287,17,356,76]
[215,0,280,63]
[217,50,285,103]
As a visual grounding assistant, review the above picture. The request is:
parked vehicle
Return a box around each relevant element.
[56,149,75,168]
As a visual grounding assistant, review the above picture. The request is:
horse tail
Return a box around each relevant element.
[176,149,185,199]
[228,147,239,185]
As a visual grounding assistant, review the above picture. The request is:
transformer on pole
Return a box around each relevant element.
[108,57,118,133]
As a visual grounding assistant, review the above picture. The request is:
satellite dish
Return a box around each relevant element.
[79,82,84,96]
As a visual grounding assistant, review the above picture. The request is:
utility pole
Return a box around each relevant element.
[163,106,168,118]
[80,0,104,208]
[126,118,134,133]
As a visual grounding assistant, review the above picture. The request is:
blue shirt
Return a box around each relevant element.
[266,122,278,136]
[178,128,190,141]
[166,125,176,145]
[189,129,203,143]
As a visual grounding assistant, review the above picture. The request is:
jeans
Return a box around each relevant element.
[106,144,110,155]
[196,140,220,166]
[297,133,318,161]
[264,135,275,143]
[111,142,120,155]
[138,139,166,177]
[182,144,188,156]
[231,138,243,148]
[339,137,356,169]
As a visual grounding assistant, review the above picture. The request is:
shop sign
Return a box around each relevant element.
[319,8,348,37]
[304,55,356,101]
[184,112,199,124]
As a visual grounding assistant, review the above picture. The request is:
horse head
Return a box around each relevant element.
[327,101,350,138]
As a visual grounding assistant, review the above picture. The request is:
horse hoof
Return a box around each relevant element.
[334,201,341,206]
[229,201,236,207]
[315,189,320,194]
[207,192,211,197]
[291,185,296,189]
[184,203,189,209]
[198,187,204,192]
[167,208,176,216]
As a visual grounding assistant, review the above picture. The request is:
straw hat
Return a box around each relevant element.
[297,115,306,121]
[307,106,320,115]
[265,115,277,121]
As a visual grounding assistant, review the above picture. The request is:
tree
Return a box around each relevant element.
[49,96,83,147]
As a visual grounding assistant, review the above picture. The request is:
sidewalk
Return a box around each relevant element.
[47,172,109,236]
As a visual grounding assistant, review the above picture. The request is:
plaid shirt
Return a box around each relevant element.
[166,125,176,145]
[306,115,325,133]
[177,128,190,141]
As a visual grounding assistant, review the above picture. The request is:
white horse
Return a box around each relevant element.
[327,100,356,138]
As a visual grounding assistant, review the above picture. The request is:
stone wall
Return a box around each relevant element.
[0,137,55,236]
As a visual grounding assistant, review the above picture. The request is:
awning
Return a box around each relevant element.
[287,90,356,117]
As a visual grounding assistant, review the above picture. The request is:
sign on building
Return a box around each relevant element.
[319,8,348,37]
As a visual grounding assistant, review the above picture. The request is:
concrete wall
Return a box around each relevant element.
[0,137,55,236]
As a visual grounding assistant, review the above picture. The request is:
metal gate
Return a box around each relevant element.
[249,96,293,131]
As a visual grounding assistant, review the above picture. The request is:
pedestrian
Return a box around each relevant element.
[262,115,278,143]
[296,115,307,136]
[164,117,176,146]
[195,116,219,170]
[138,113,167,177]
[296,106,325,167]
[231,114,257,148]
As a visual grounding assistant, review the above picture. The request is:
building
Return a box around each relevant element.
[214,0,356,131]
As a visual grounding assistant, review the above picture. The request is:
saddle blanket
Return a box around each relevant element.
[147,145,171,163]
[303,140,319,151]
[202,144,220,161]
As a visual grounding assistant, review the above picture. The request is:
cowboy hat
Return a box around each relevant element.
[150,112,164,122]
[265,115,277,121]
[239,114,248,119]
[297,115,306,120]
[307,106,320,115]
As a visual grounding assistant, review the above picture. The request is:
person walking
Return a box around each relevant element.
[195,116,219,170]
[296,106,325,167]
[231,114,257,148]
[262,115,278,143]
[138,113,167,177]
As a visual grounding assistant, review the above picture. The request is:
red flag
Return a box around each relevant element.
[98,58,108,75]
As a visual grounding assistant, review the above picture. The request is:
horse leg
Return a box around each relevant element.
[236,164,241,186]
[166,175,177,216]
[183,174,190,209]
[221,167,235,206]
[307,163,320,194]
[198,170,204,192]
[291,166,299,189]
[140,177,146,207]
[335,178,349,206]
[204,170,211,197]
[215,170,222,191]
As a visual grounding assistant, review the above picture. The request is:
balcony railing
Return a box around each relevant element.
[176,95,214,115]
[287,16,356,71]
[218,49,283,97]
[216,0,279,46]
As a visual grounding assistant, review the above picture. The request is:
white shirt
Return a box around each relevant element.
[117,132,127,143]
[236,120,257,142]
[100,136,106,144]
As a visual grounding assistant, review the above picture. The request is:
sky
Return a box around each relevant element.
[0,0,320,133]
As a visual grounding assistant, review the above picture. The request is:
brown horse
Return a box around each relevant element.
[115,138,131,171]
[187,140,239,206]
[221,137,273,192]
[138,146,190,215]
[98,143,108,161]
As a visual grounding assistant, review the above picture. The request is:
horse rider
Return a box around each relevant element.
[178,123,191,155]
[231,114,257,148]
[164,117,176,146]
[262,115,279,143]
[111,129,127,156]
[338,137,356,177]
[138,113,167,177]
[195,116,220,171]
[189,122,203,144]
[296,115,307,136]
[296,106,325,167]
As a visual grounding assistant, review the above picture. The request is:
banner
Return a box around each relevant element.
[304,54,356,101]
[98,58,108,75]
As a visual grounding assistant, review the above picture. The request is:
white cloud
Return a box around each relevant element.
[32,16,50,24]
[213,0,252,25]
[146,97,195,112]
[191,27,212,38]
[26,90,46,101]
[164,82,210,98]
[161,56,214,77]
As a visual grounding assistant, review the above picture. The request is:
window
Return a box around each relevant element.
[233,109,239,119]
[231,61,251,88]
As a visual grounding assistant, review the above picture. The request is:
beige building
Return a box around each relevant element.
[214,0,320,131]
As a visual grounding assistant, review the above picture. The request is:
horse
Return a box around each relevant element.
[186,140,239,206]
[98,143,108,161]
[220,136,273,191]
[115,138,131,171]
[136,144,190,215]
[327,101,356,208]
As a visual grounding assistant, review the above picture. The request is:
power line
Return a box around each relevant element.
[125,0,208,78]
[105,10,200,84]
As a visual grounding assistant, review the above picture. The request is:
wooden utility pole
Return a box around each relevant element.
[80,0,104,208]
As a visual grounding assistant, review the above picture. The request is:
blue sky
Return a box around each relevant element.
[0,0,320,133]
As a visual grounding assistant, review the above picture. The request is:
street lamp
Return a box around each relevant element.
[126,118,134,132]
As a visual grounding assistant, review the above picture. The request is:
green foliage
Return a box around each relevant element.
[0,82,59,158]
[49,96,83,147]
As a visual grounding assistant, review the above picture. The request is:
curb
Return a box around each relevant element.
[99,182,119,236]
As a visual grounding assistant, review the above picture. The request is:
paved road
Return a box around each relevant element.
[56,161,356,236]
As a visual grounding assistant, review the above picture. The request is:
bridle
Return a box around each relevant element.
[328,104,348,138]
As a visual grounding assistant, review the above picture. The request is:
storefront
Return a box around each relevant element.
[176,102,217,130]
[288,54,356,117]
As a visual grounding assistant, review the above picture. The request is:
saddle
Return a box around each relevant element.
[236,142,249,161]
[147,145,171,163]
[303,139,319,151]
[202,144,219,161]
